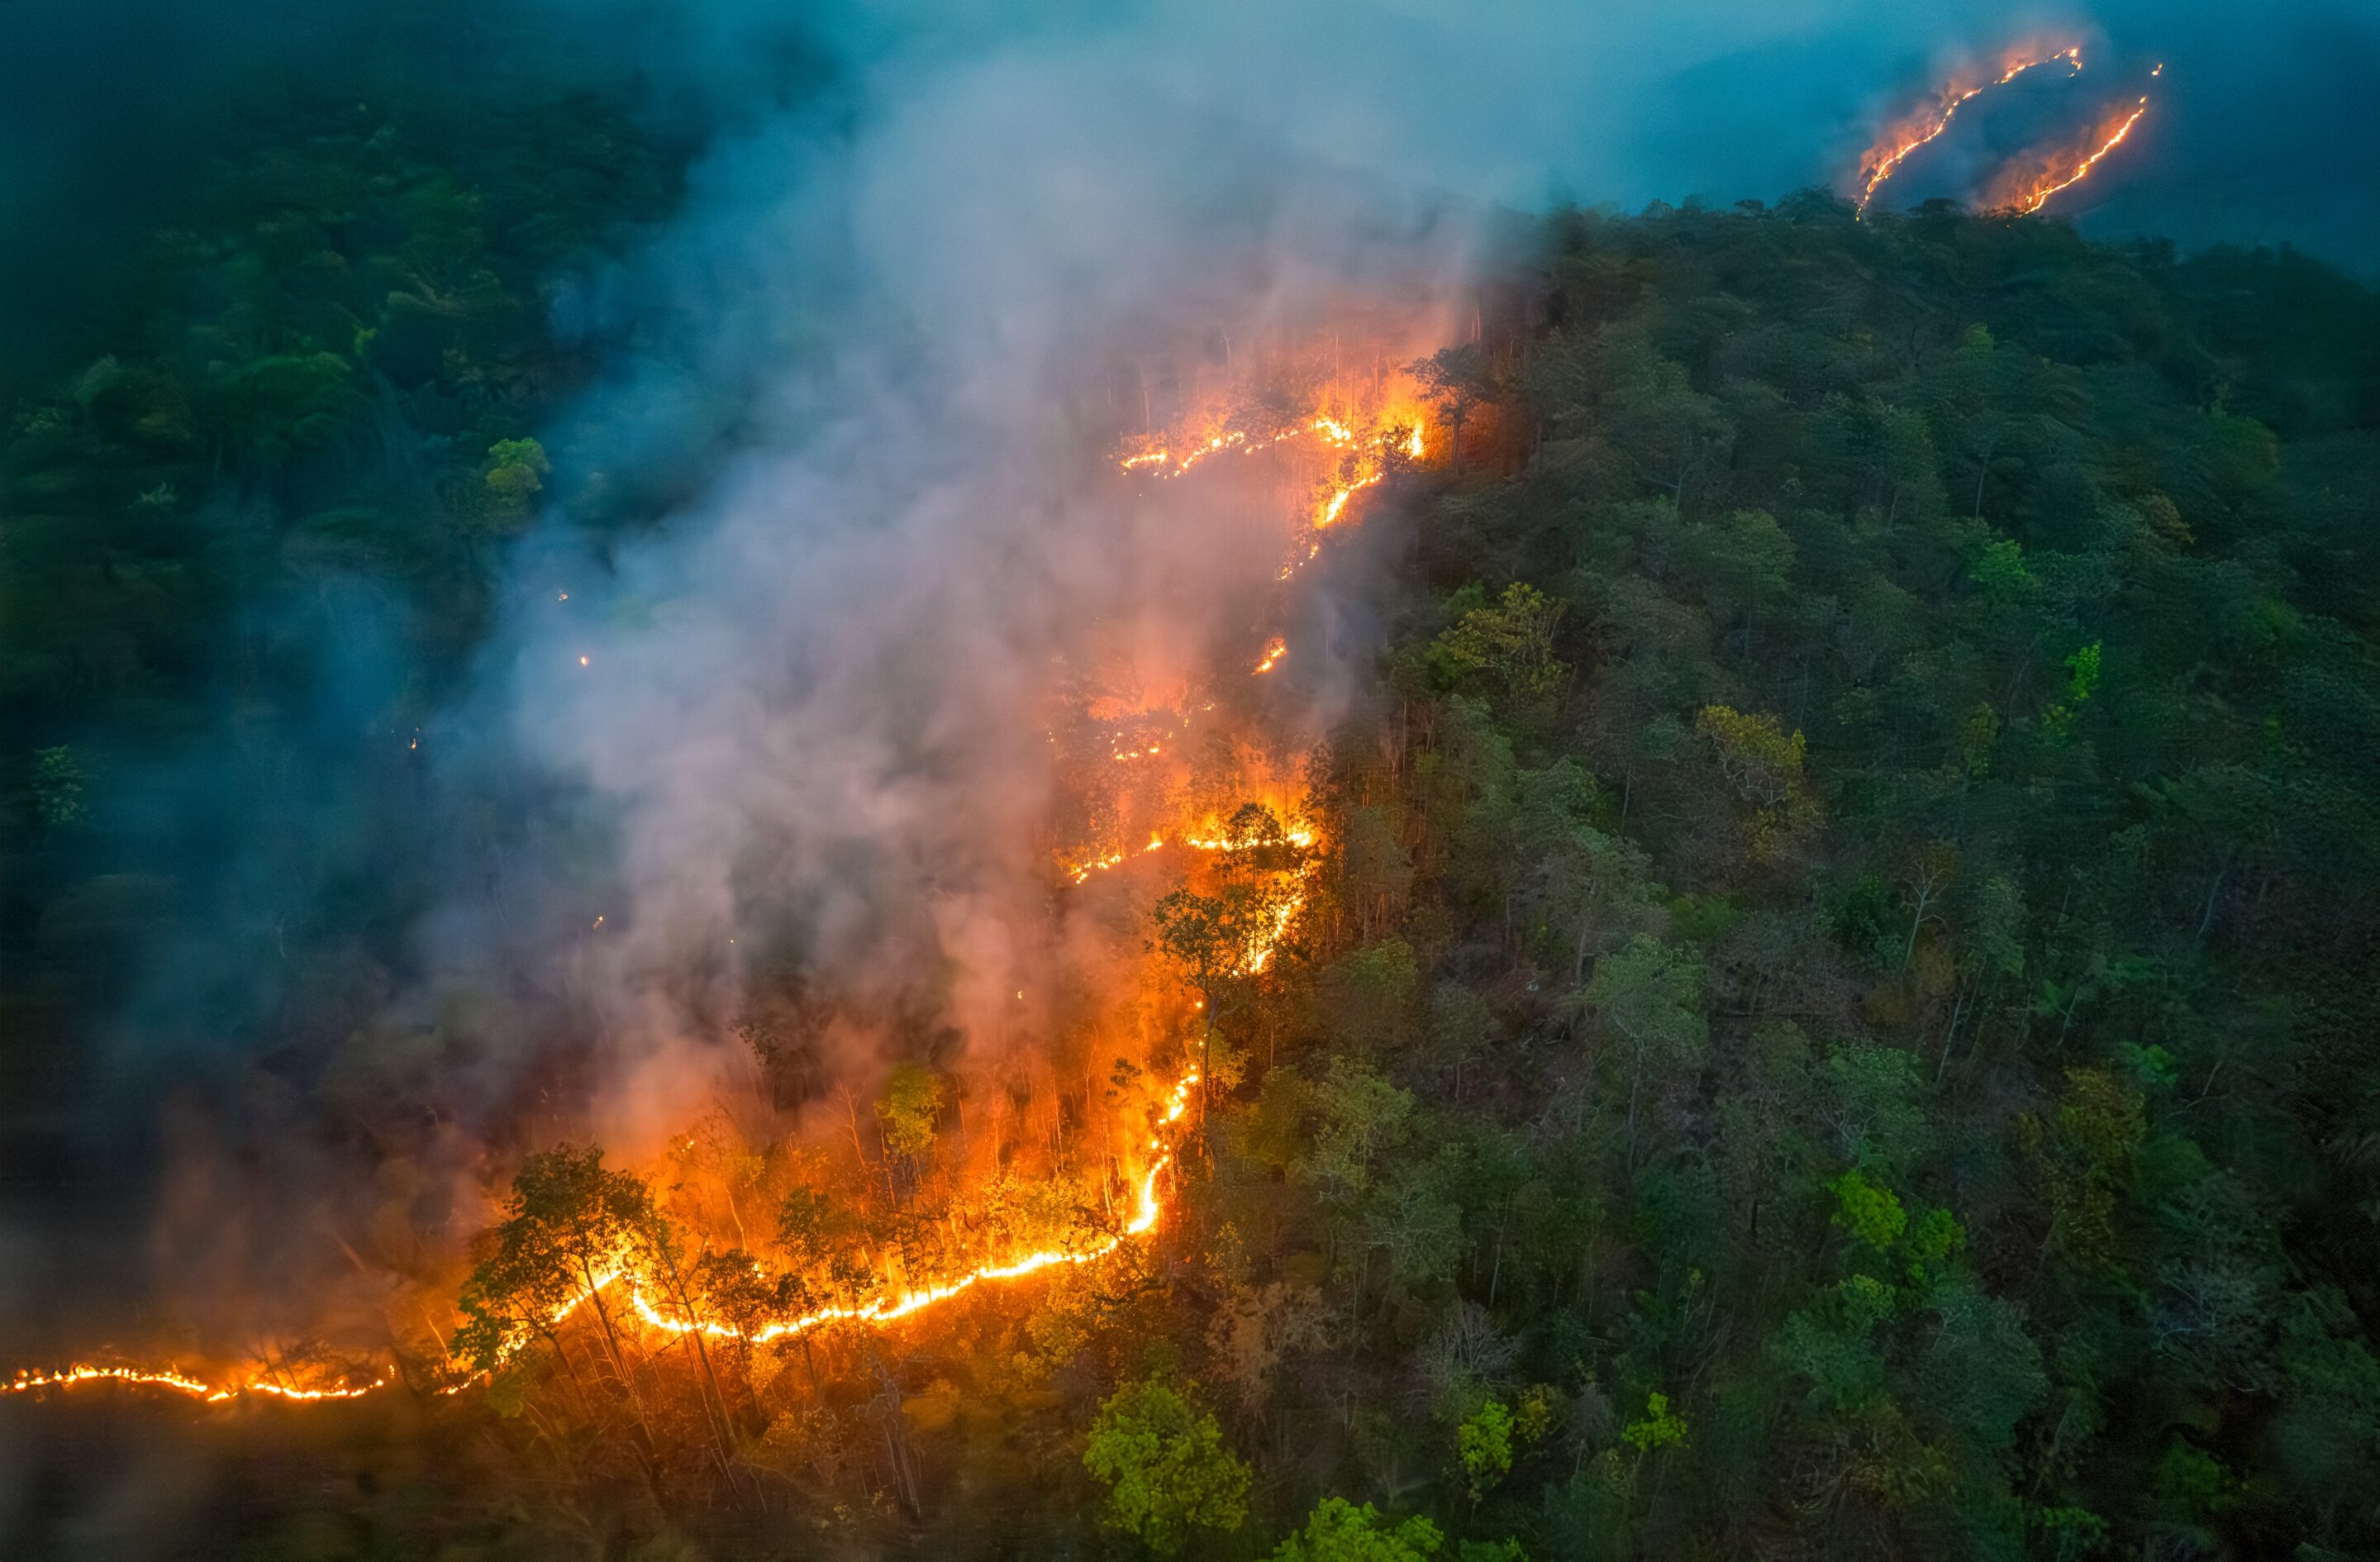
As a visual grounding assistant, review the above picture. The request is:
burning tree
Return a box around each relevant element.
[1152,802,1314,1117]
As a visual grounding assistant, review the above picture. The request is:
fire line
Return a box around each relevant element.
[7,1069,1206,1407]
[1856,45,2082,217]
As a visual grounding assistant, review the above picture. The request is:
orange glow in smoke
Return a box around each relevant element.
[531,1068,1202,1353]
[17,330,1413,1417]
[14,1069,1209,1404]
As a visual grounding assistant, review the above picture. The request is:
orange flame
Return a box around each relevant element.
[1856,45,2082,216]
[537,1068,1202,1350]
[12,1067,1210,1404]
[1116,383,1426,580]
[7,1364,385,1404]
[1992,94,2152,214]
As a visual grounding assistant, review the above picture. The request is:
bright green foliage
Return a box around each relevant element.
[1830,1169,1908,1251]
[1296,1055,1416,1200]
[1269,1498,1444,1562]
[1903,1207,1965,1276]
[1431,582,1568,700]
[1620,1391,1687,1453]
[1457,1397,1516,1497]
[1692,705,1818,858]
[1971,537,2035,599]
[2044,641,2105,740]
[2064,641,2102,704]
[453,1146,658,1374]
[1083,1378,1250,1555]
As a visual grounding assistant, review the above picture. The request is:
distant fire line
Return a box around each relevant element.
[1857,45,2082,217]
[1998,95,2152,214]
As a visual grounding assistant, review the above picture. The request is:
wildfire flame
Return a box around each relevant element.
[1855,45,2082,216]
[12,1069,1208,1404]
[1117,388,1426,580]
[530,1069,1202,1354]
[6,1364,387,1404]
[1992,94,2152,214]
[17,336,1402,1418]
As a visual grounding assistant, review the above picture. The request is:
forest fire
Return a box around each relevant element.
[516,1067,1203,1357]
[7,1364,387,1403]
[1116,377,1428,579]
[1854,44,2159,219]
[9,321,1409,1428]
[1855,44,2082,215]
[1990,93,2154,214]
[11,1065,1208,1407]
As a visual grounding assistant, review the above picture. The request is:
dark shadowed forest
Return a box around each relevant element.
[6,16,2380,1562]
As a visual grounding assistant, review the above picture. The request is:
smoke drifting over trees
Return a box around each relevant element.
[4,0,2379,1556]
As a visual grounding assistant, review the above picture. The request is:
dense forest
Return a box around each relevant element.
[7,55,2380,1562]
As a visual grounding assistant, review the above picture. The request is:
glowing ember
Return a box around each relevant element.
[1252,638,1287,674]
[1856,45,2082,216]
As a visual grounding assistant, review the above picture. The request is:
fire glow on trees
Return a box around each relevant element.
[501,1067,1203,1362]
[7,338,1431,1416]
[7,1067,1206,1407]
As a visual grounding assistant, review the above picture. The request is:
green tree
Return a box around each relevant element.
[1458,1397,1516,1498]
[1431,582,1568,702]
[1692,704,1819,861]
[1083,1377,1251,1555]
[1582,935,1707,1168]
[30,745,88,828]
[1619,1391,1687,1453]
[483,436,550,519]
[1412,343,1494,474]
[1270,1498,1445,1561]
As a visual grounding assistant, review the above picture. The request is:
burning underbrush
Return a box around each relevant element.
[6,325,1448,1517]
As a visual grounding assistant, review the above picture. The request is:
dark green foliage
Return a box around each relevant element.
[11,76,2380,1558]
[1192,196,2380,1560]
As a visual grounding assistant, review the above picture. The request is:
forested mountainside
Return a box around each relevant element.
[7,76,2380,1561]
